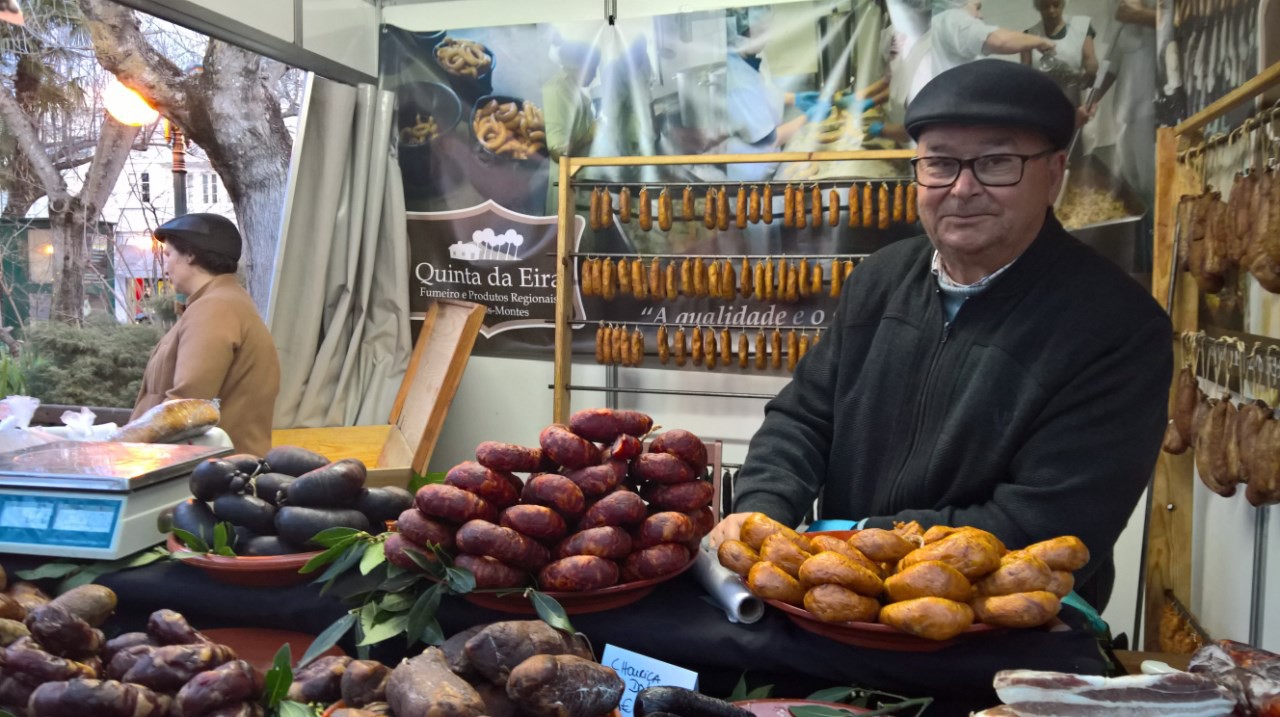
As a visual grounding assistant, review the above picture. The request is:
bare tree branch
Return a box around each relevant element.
[78,0,190,126]
[80,117,138,215]
[0,83,71,206]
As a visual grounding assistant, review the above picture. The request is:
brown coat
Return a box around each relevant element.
[132,274,280,455]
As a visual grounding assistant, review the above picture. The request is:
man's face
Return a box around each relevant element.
[1036,0,1065,23]
[915,124,1065,264]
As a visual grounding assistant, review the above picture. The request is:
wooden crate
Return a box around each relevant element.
[271,299,486,488]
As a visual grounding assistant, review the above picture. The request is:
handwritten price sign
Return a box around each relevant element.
[601,644,699,717]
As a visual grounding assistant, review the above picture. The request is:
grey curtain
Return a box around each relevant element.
[267,75,412,427]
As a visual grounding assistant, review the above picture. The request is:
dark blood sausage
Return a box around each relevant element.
[499,505,568,543]
[444,462,521,509]
[648,429,708,474]
[395,509,455,551]
[578,491,648,529]
[454,554,529,589]
[538,556,620,592]
[642,480,714,513]
[630,454,697,485]
[521,475,586,519]
[601,434,643,462]
[563,460,628,497]
[475,441,544,473]
[539,424,601,470]
[555,526,633,560]
[685,506,717,539]
[384,533,437,572]
[622,543,691,582]
[455,520,551,571]
[568,408,654,443]
[415,484,497,524]
[636,512,696,548]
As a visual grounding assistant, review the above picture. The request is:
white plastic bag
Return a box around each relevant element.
[0,395,61,453]
[59,407,118,441]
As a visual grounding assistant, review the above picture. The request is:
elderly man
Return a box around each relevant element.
[713,60,1171,613]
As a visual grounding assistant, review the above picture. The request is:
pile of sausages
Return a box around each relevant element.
[391,409,715,592]
[1162,365,1280,506]
[579,255,857,302]
[587,182,916,232]
[1177,170,1280,295]
[595,324,820,373]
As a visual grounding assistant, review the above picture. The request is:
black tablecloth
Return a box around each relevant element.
[4,557,1107,716]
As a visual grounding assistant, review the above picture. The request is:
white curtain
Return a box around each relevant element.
[267,75,412,427]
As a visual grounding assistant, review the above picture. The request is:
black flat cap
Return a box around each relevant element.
[154,213,242,262]
[905,59,1075,148]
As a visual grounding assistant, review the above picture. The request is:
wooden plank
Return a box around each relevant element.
[568,149,915,168]
[1175,59,1280,136]
[270,425,394,467]
[402,299,486,475]
[1152,128,1178,312]
[553,157,574,424]
[389,301,439,425]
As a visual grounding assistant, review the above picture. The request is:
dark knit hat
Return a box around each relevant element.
[905,59,1076,149]
[154,213,242,262]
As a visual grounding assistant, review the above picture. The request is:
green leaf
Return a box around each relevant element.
[300,536,360,575]
[842,698,933,717]
[406,582,444,645]
[358,612,409,646]
[171,528,209,553]
[527,589,574,633]
[316,543,367,594]
[169,551,203,560]
[213,522,229,551]
[728,674,749,701]
[276,701,317,717]
[311,527,365,548]
[445,566,476,594]
[410,471,446,491]
[213,546,237,557]
[261,643,293,707]
[789,707,859,717]
[403,544,441,574]
[378,591,417,613]
[419,617,445,646]
[359,603,380,638]
[119,547,169,569]
[0,709,18,717]
[807,687,854,703]
[297,612,356,669]
[360,541,387,575]
[14,562,82,580]
[746,685,774,699]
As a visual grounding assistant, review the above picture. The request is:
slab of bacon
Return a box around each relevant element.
[1189,640,1280,716]
[969,669,1236,717]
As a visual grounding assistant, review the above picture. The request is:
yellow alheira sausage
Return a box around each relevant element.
[694,257,708,296]
[691,327,704,366]
[632,328,645,366]
[830,260,844,298]
[720,327,732,366]
[619,186,632,223]
[812,329,821,347]
[906,183,918,224]
[600,188,613,228]
[828,188,840,227]
[753,259,765,301]
[755,328,767,370]
[738,330,749,369]
[617,257,633,295]
[798,258,811,298]
[704,328,718,370]
[659,188,673,231]
[787,330,799,371]
[811,185,823,227]
[601,258,616,301]
[600,325,613,364]
[612,324,625,365]
[762,184,774,224]
[783,184,795,228]
[893,182,905,223]
[740,256,753,298]
[862,183,873,227]
[878,184,890,230]
[785,262,799,302]
[749,186,761,224]
[811,262,823,296]
[736,186,748,228]
[639,187,652,231]
[681,258,694,296]
[708,259,722,298]
[683,186,695,222]
[763,258,775,300]
[704,188,716,229]
[843,259,856,284]
[776,257,787,298]
[590,188,601,230]
[657,324,670,364]
[674,327,688,366]
[665,262,678,300]
[581,258,594,296]
[649,257,662,297]
[770,329,782,369]
[721,259,736,301]
[795,187,807,229]
[717,187,730,230]
[595,323,606,364]
[798,333,811,362]
[848,183,860,227]
[631,257,647,299]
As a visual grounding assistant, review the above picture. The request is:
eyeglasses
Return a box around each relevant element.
[910,148,1057,188]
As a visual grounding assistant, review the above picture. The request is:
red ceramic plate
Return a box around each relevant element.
[461,552,700,615]
[166,533,321,587]
[735,699,871,717]
[202,627,345,672]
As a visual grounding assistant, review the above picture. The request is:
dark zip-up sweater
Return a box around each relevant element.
[734,215,1172,610]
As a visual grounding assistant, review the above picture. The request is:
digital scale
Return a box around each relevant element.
[0,441,231,560]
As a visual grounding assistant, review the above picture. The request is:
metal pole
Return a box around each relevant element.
[1250,506,1270,645]
[171,124,187,218]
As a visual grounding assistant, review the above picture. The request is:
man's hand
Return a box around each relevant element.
[707,512,752,549]
[1040,39,1057,53]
